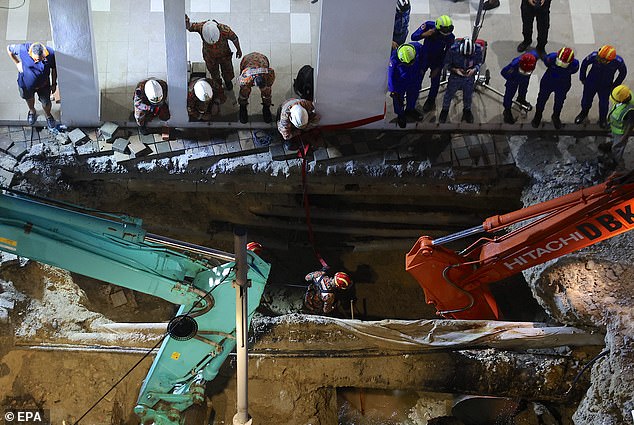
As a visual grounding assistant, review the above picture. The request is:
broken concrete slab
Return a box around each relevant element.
[129,139,151,157]
[110,290,127,307]
[98,140,114,154]
[113,151,133,163]
[0,307,8,324]
[0,136,13,152]
[7,143,27,160]
[98,122,119,140]
[58,144,76,156]
[76,141,99,156]
[68,128,88,145]
[112,138,130,154]
[0,168,15,187]
[55,132,70,145]
[0,155,18,171]
[0,296,15,310]
[16,160,36,175]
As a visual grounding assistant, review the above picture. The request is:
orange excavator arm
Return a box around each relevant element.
[406,171,634,320]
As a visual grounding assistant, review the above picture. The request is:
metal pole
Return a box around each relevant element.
[233,227,252,425]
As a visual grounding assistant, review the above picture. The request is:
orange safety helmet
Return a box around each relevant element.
[246,241,263,256]
[519,53,537,73]
[597,45,617,62]
[333,272,352,289]
[555,47,574,68]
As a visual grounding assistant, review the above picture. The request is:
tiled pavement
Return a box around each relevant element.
[2,0,634,128]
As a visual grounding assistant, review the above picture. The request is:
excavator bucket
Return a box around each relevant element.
[406,236,500,320]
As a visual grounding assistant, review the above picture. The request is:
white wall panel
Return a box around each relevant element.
[315,0,395,127]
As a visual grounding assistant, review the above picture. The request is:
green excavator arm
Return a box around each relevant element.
[0,189,271,425]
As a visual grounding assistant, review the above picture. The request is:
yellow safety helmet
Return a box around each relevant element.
[435,15,454,34]
[397,44,416,64]
[611,85,632,103]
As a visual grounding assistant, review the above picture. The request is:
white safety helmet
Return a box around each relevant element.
[144,79,163,104]
[202,21,220,44]
[289,104,309,129]
[459,37,474,56]
[193,79,213,102]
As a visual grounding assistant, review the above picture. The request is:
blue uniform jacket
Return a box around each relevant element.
[8,43,56,91]
[393,8,410,45]
[541,52,579,86]
[411,21,455,68]
[580,52,627,88]
[501,53,537,82]
[388,41,425,92]
[444,43,483,75]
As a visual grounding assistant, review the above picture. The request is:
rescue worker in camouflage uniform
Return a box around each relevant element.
[133,78,170,135]
[187,77,226,121]
[186,14,242,91]
[277,98,319,147]
[303,270,353,316]
[238,52,276,124]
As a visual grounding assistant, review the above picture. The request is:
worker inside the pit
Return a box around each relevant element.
[303,269,355,317]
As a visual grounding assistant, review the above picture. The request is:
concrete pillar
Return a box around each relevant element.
[47,0,100,126]
[163,0,189,126]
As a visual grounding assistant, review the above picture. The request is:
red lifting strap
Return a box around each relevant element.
[297,136,329,270]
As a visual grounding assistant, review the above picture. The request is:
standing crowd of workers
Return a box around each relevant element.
[389,0,631,169]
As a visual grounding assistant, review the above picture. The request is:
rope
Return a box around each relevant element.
[297,134,329,270]
[565,349,610,396]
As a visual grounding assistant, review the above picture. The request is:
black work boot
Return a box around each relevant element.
[422,98,436,113]
[574,109,589,124]
[516,97,532,110]
[262,105,272,123]
[517,40,531,52]
[397,114,406,128]
[551,113,562,130]
[598,118,608,129]
[461,108,474,124]
[503,108,516,124]
[439,109,449,123]
[239,105,248,124]
[531,110,543,128]
[406,108,424,121]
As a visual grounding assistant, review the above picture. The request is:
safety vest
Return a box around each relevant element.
[609,101,634,135]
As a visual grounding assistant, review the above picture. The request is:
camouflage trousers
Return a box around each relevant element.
[204,54,235,87]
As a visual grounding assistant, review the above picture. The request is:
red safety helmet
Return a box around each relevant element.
[598,45,617,63]
[555,47,575,68]
[519,53,537,73]
[246,241,263,256]
[333,272,352,289]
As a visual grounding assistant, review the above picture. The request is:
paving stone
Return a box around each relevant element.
[155,141,171,154]
[0,168,15,186]
[139,134,156,145]
[98,122,119,140]
[226,139,241,154]
[8,126,22,132]
[8,143,27,160]
[148,143,159,155]
[183,139,199,149]
[270,143,287,161]
[314,148,329,162]
[326,146,342,159]
[68,128,88,145]
[9,131,26,142]
[214,143,229,156]
[238,130,252,140]
[113,151,132,163]
[0,155,18,171]
[169,139,185,152]
[59,144,76,156]
[112,138,130,153]
[0,136,13,152]
[383,150,398,164]
[110,290,128,307]
[76,141,99,156]
[239,138,255,151]
[198,139,212,147]
[98,140,114,153]
[16,160,36,174]
[0,127,8,134]
[226,132,240,144]
[129,139,151,156]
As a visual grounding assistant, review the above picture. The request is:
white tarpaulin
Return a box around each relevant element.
[314,0,394,128]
